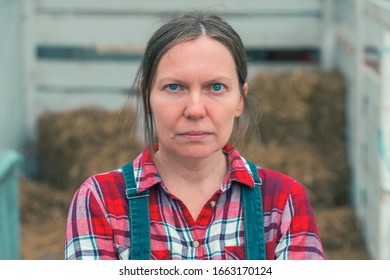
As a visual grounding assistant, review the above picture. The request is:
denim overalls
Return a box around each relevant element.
[122,161,266,260]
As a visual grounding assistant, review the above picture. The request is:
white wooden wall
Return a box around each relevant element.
[334,0,390,259]
[0,0,24,150]
[0,0,23,259]
[21,0,332,144]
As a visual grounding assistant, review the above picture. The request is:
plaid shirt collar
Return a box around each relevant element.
[133,143,256,193]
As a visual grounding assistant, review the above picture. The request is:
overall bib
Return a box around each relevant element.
[122,161,266,260]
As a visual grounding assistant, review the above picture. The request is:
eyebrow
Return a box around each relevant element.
[156,76,233,86]
[156,78,184,85]
[206,77,233,84]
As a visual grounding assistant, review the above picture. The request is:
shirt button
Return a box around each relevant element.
[209,200,216,208]
[192,240,200,248]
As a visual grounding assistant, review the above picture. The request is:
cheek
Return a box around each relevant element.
[214,107,237,130]
[150,94,164,132]
[150,92,166,119]
[150,97,178,133]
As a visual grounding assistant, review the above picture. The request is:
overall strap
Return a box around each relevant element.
[242,161,266,260]
[122,162,151,260]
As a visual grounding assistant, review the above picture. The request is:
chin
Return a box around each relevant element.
[174,145,223,160]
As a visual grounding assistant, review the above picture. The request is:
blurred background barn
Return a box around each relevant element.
[1,0,390,260]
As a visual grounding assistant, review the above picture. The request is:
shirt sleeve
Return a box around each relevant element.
[65,177,118,260]
[274,180,325,260]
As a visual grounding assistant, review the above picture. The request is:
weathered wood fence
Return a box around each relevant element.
[0,150,20,259]
[334,0,390,259]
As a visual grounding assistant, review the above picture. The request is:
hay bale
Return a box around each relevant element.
[314,206,370,259]
[256,141,347,207]
[249,69,319,144]
[308,71,347,146]
[36,106,142,191]
[19,177,69,259]
[19,177,71,225]
[241,69,349,207]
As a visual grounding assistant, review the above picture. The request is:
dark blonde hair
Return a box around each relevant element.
[131,11,250,148]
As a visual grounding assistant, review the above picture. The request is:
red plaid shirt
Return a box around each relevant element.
[65,144,324,260]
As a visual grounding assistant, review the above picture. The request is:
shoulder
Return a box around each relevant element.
[92,169,126,191]
[73,169,127,208]
[258,168,302,191]
[255,167,309,210]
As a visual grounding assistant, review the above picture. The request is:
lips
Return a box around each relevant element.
[178,131,212,139]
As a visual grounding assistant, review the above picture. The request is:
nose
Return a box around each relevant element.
[183,93,206,120]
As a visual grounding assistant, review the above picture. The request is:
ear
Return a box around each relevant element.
[235,82,248,117]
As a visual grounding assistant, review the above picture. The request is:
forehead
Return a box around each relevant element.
[155,36,237,78]
[164,36,232,60]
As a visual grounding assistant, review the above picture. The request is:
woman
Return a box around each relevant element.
[65,12,324,260]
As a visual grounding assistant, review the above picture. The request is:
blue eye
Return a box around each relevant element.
[212,83,224,91]
[167,84,179,91]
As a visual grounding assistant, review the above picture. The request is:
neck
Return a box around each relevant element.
[154,148,227,188]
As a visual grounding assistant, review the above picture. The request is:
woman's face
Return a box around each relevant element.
[150,36,247,160]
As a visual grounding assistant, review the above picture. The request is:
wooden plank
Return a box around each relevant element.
[23,0,40,145]
[378,125,390,192]
[365,16,385,53]
[0,150,20,260]
[334,42,357,81]
[366,0,390,30]
[353,1,390,259]
[380,197,390,259]
[228,17,321,48]
[382,30,390,109]
[0,0,25,151]
[333,1,365,222]
[35,14,160,46]
[381,78,390,194]
[35,0,322,15]
[35,14,321,48]
[335,22,360,51]
[32,90,132,115]
[334,0,359,31]
[35,61,141,89]
[320,0,335,70]
[363,177,379,258]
